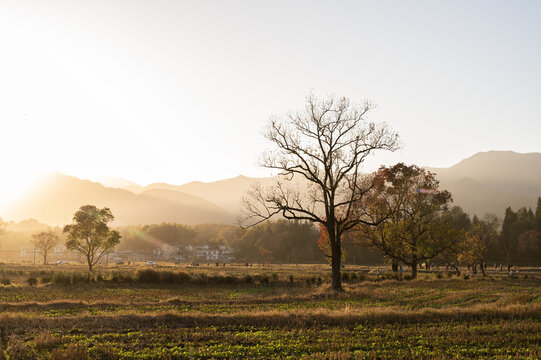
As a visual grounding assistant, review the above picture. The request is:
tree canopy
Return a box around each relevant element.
[64,205,121,271]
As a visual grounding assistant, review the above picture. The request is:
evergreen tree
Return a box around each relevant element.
[499,207,518,264]
[535,197,541,231]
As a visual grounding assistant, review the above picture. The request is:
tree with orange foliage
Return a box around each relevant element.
[356,163,453,278]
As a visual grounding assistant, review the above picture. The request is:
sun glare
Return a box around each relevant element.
[0,170,48,216]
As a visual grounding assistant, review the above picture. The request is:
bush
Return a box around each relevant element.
[244,275,253,284]
[5,337,37,360]
[192,273,209,285]
[463,274,470,280]
[50,344,89,360]
[53,273,68,285]
[26,276,38,286]
[110,271,132,283]
[135,269,160,283]
[41,274,52,284]
[176,272,191,283]
[158,271,177,283]
[1,277,10,286]
[289,274,294,283]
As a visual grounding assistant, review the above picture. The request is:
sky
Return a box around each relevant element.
[0,0,540,204]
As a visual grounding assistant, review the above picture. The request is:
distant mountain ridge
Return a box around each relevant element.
[424,151,541,216]
[4,173,234,226]
[3,151,540,225]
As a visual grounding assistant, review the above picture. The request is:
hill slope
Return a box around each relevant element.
[4,173,234,226]
[425,151,541,216]
[6,151,540,226]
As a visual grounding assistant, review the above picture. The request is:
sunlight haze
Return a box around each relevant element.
[1,0,540,199]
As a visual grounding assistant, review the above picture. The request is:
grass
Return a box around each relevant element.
[0,263,538,358]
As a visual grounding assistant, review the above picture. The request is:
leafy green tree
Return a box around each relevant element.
[357,163,453,278]
[31,231,59,265]
[437,206,472,276]
[460,214,499,276]
[63,205,121,271]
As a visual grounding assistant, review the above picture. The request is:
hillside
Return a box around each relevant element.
[425,151,541,216]
[4,173,234,226]
[134,151,541,218]
[126,175,270,216]
[4,151,541,226]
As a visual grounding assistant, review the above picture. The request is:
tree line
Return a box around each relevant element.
[239,93,541,290]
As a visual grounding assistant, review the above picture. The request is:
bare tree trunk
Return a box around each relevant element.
[411,261,418,279]
[452,263,460,276]
[480,261,486,277]
[87,255,93,272]
[330,240,343,291]
[43,253,47,265]
[391,259,399,273]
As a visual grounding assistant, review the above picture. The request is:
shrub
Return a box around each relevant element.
[176,272,191,283]
[289,274,294,283]
[26,276,38,286]
[40,274,52,284]
[1,277,10,286]
[192,273,209,285]
[135,269,160,283]
[244,275,253,284]
[463,274,470,280]
[53,272,71,285]
[158,271,177,283]
[50,344,88,360]
[271,273,279,282]
[110,271,132,283]
[5,337,36,360]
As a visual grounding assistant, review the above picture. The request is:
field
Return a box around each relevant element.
[0,264,538,359]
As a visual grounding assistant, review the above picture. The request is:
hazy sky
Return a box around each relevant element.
[1,0,540,201]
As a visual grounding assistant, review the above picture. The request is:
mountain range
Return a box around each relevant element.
[3,151,540,226]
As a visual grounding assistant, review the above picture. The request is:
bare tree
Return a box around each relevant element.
[241,94,399,291]
[31,231,59,265]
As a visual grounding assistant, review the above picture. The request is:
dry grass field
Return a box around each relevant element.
[0,263,538,359]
